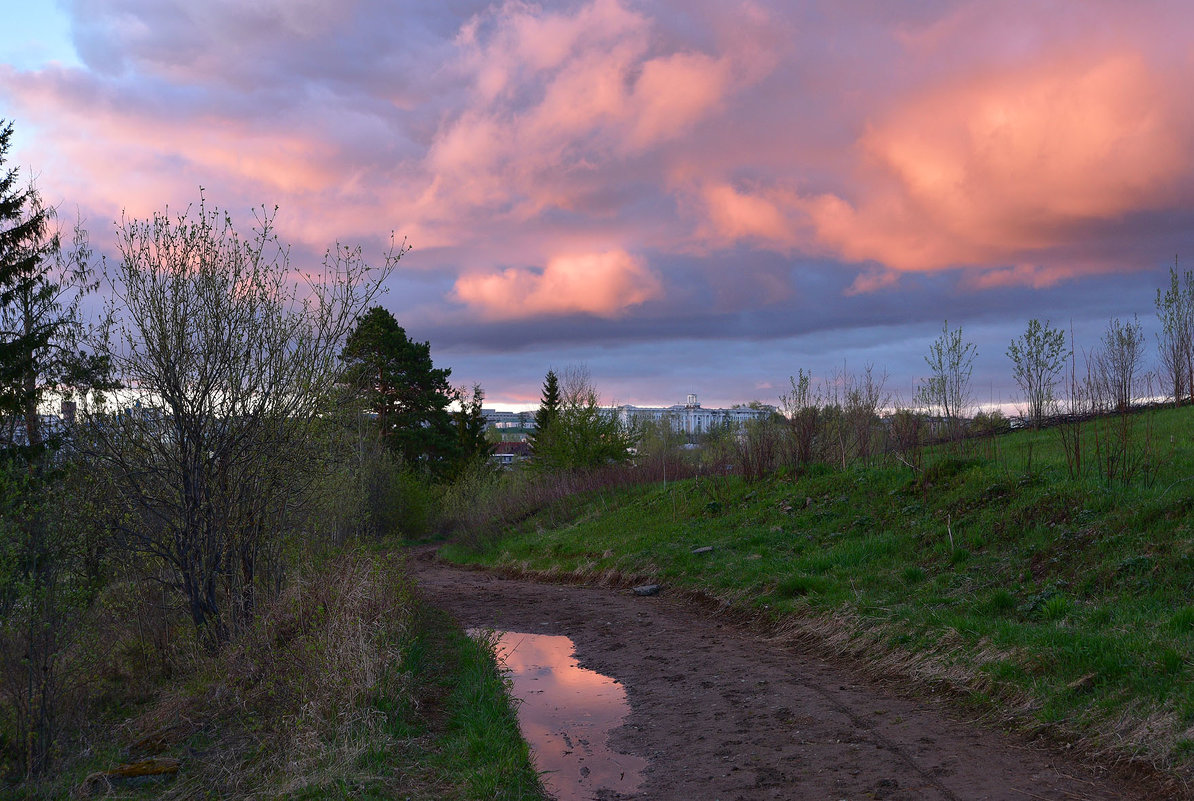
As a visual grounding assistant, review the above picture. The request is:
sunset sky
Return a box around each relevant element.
[3,0,1193,410]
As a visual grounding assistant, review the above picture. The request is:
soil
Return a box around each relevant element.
[410,552,1173,801]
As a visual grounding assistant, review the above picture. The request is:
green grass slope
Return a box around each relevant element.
[442,404,1194,779]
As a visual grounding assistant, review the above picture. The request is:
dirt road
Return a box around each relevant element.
[411,554,1165,800]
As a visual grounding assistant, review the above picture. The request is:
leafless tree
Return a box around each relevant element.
[780,369,822,467]
[886,403,925,472]
[88,195,400,640]
[1007,319,1068,427]
[917,320,976,439]
[1090,316,1146,412]
[1155,259,1193,405]
[843,363,888,464]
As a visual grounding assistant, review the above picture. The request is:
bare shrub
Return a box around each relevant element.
[780,370,822,468]
[0,455,114,780]
[305,410,421,545]
[438,456,705,545]
[89,195,397,640]
[843,364,888,465]
[635,415,686,484]
[731,417,783,482]
[1155,259,1194,405]
[917,320,976,441]
[780,365,887,472]
[1089,316,1146,412]
[1056,332,1091,480]
[886,405,925,472]
[1089,375,1160,487]
[1007,319,1068,427]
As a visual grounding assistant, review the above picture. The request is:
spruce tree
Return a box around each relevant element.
[530,368,561,454]
[453,382,492,470]
[0,121,112,776]
[0,119,56,446]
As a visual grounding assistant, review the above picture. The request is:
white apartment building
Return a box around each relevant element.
[614,394,774,435]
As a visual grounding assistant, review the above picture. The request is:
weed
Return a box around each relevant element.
[1158,649,1186,676]
[11,550,544,801]
[987,589,1017,615]
[1171,607,1194,631]
[1039,595,1073,622]
[901,566,926,586]
[776,574,827,598]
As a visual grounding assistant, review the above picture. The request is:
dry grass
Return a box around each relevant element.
[121,548,414,799]
[438,456,704,547]
[3,543,541,801]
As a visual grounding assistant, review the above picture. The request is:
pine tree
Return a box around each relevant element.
[530,368,561,454]
[341,306,457,473]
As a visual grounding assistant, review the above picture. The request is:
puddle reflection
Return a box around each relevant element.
[475,629,647,800]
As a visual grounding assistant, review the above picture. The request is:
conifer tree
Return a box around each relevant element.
[0,120,108,452]
[0,120,111,776]
[0,119,56,446]
[530,368,561,454]
[453,382,492,468]
[530,366,633,470]
[341,306,457,473]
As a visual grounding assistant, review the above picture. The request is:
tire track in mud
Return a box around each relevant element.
[411,555,1167,801]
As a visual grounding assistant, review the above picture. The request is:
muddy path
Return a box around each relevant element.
[411,554,1166,801]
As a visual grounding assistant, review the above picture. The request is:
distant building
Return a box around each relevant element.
[615,394,774,435]
[482,394,774,437]
[490,440,532,468]
[481,409,533,430]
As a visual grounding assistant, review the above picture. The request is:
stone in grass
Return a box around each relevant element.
[633,584,663,596]
[691,546,715,554]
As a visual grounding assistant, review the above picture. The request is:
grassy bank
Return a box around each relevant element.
[5,548,544,800]
[441,404,1194,780]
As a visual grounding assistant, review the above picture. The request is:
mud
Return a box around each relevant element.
[482,629,648,799]
[412,555,1167,800]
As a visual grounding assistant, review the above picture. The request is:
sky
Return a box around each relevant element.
[2,0,1193,411]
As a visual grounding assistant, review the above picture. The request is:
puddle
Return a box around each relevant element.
[473,629,647,800]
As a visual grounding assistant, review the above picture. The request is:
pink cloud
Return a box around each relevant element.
[697,182,800,250]
[6,0,1194,321]
[803,51,1193,274]
[1,67,348,229]
[962,261,1133,291]
[452,250,662,319]
[625,51,733,149]
[423,0,769,226]
[845,269,900,295]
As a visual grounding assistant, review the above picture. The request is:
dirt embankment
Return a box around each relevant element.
[411,554,1173,801]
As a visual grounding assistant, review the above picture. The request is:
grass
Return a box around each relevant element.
[4,547,544,800]
[440,403,1194,781]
